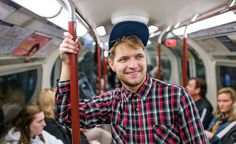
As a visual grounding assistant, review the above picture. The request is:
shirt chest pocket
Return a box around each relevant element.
[153,125,180,144]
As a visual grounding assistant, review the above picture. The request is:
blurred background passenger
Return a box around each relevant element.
[1,87,25,125]
[38,88,89,144]
[5,104,63,144]
[186,77,213,128]
[0,102,4,130]
[205,87,236,144]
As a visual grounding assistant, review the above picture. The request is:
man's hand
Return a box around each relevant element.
[59,32,81,64]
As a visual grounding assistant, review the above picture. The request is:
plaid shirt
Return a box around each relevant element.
[55,74,209,144]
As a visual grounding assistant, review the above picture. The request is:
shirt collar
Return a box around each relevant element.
[121,74,152,100]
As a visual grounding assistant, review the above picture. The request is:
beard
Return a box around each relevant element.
[117,71,146,90]
[121,78,143,87]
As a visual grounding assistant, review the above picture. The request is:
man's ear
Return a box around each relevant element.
[108,59,115,72]
[196,87,201,95]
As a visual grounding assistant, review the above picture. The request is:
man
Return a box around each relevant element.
[186,77,213,129]
[55,21,208,143]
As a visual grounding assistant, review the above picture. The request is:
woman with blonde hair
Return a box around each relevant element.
[37,88,88,144]
[5,104,63,144]
[38,89,55,118]
[205,87,236,143]
[37,88,72,144]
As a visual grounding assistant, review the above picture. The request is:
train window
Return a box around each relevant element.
[148,57,171,81]
[189,48,206,79]
[0,69,38,135]
[145,43,171,81]
[216,65,236,92]
[51,56,61,88]
[166,32,206,82]
[51,36,96,88]
[51,50,97,89]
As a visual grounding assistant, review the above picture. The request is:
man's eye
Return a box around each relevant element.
[137,55,144,59]
[120,58,127,62]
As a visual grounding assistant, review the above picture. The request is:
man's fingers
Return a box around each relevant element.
[60,43,78,54]
[75,39,81,47]
[63,37,77,47]
[63,32,73,39]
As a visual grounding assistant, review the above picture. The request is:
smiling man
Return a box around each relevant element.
[55,21,208,143]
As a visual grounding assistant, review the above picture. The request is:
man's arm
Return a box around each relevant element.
[54,31,80,125]
[55,82,113,128]
[178,89,209,143]
[54,81,72,126]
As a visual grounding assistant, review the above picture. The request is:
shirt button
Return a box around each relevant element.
[136,107,139,111]
[138,128,143,131]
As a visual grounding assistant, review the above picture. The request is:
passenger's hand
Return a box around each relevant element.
[59,32,80,64]
[204,130,214,139]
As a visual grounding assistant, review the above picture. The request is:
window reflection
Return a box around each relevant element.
[0,69,37,135]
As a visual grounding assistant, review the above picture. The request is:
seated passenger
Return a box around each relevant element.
[186,77,213,128]
[205,87,236,144]
[2,87,25,124]
[5,104,63,144]
[0,102,4,129]
[37,88,89,144]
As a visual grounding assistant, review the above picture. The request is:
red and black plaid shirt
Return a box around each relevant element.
[55,74,208,143]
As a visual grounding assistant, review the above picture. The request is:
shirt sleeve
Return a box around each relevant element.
[54,80,72,127]
[178,89,209,144]
[54,80,114,128]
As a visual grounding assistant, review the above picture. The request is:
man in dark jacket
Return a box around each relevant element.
[186,77,213,129]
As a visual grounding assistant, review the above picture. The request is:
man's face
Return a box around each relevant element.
[29,112,46,138]
[186,79,198,97]
[108,42,147,92]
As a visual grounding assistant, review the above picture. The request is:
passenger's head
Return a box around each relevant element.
[109,36,145,60]
[12,104,46,143]
[37,88,56,119]
[215,87,236,121]
[108,21,149,60]
[107,21,149,92]
[186,77,207,98]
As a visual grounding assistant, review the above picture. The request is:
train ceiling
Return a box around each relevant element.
[0,0,236,58]
[72,0,227,40]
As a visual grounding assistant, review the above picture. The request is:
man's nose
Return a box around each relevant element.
[128,58,138,68]
[42,120,46,127]
[218,102,224,107]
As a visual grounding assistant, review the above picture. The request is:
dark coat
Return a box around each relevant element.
[44,118,89,144]
[195,97,213,129]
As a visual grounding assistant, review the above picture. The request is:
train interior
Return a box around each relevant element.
[0,0,236,142]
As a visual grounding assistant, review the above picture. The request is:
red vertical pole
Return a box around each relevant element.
[68,21,80,144]
[103,55,108,91]
[64,0,80,143]
[97,43,102,95]
[182,37,188,88]
[182,26,188,88]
